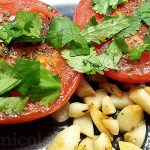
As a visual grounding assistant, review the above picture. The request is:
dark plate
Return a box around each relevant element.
[0,2,150,150]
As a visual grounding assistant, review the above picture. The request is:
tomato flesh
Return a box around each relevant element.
[73,0,150,83]
[0,0,81,124]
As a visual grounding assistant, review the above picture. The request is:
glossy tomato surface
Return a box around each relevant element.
[0,0,81,124]
[73,0,150,83]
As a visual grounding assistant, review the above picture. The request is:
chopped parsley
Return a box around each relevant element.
[92,0,128,15]
[0,11,42,44]
[136,1,150,26]
[81,15,130,44]
[130,44,150,61]
[0,97,28,115]
[0,59,61,114]
[62,37,129,74]
[0,59,22,95]
[46,17,90,56]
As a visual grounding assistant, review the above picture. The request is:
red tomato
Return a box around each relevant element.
[73,0,150,83]
[0,0,82,124]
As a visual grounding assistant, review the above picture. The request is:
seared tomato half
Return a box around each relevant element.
[0,0,81,124]
[73,0,150,83]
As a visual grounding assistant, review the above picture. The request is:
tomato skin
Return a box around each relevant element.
[0,0,82,124]
[105,52,150,83]
[73,0,150,83]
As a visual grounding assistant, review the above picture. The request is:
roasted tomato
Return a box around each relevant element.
[73,0,150,83]
[0,0,81,124]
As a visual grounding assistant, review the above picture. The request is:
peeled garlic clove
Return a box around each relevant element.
[117,105,144,132]
[77,137,94,150]
[51,102,70,123]
[76,78,95,98]
[129,88,150,115]
[89,104,113,140]
[69,102,88,118]
[47,125,80,150]
[102,118,119,135]
[144,86,150,95]
[94,133,112,150]
[73,113,94,138]
[124,122,146,147]
[100,83,122,98]
[102,96,116,115]
[111,92,134,109]
[84,89,107,109]
[119,141,142,150]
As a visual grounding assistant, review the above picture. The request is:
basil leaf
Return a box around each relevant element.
[0,97,28,114]
[46,17,90,56]
[0,59,21,95]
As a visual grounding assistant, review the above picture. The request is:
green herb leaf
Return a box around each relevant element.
[130,44,150,61]
[144,35,150,44]
[82,15,130,44]
[86,16,98,29]
[15,11,42,43]
[28,66,61,106]
[92,0,128,15]
[144,28,150,44]
[46,17,90,56]
[110,0,128,9]
[0,97,28,114]
[0,11,42,44]
[62,37,128,74]
[136,1,150,26]
[0,23,16,44]
[117,16,141,37]
[62,48,105,74]
[0,59,22,95]
[98,37,129,69]
[14,59,40,95]
[113,37,130,54]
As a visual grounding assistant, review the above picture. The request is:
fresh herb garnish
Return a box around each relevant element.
[14,59,40,95]
[117,16,141,37]
[28,66,61,106]
[0,58,61,114]
[130,44,150,61]
[99,37,129,69]
[62,48,105,74]
[81,15,130,44]
[62,37,129,74]
[136,1,150,26]
[0,97,28,114]
[144,28,150,44]
[0,11,42,44]
[0,59,22,95]
[92,0,128,15]
[86,16,98,28]
[46,17,90,56]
